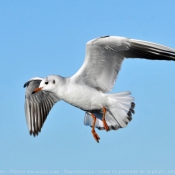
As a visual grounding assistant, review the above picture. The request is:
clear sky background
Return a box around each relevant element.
[1,1,175,174]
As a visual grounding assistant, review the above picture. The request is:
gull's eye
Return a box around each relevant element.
[45,82,49,85]
[53,80,55,84]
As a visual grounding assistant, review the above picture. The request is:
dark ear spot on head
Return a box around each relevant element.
[53,80,55,84]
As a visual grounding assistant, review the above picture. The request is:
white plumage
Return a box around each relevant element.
[24,36,175,142]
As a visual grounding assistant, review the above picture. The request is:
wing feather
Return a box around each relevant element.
[121,38,175,60]
[24,78,59,136]
[72,36,175,93]
[72,36,127,92]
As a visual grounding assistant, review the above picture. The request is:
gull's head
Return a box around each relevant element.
[32,75,61,94]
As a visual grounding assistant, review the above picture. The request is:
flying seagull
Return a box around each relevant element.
[24,36,175,143]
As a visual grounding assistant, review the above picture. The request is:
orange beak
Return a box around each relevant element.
[32,87,43,94]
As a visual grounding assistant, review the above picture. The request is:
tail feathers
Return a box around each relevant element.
[84,91,135,131]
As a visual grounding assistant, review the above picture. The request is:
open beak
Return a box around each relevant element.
[32,87,43,94]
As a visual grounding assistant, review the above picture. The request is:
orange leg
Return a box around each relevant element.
[90,113,100,143]
[102,107,109,131]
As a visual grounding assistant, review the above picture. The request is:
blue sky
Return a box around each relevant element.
[1,0,175,174]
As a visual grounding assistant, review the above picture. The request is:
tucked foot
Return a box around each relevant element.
[102,118,109,131]
[102,107,109,131]
[91,129,100,143]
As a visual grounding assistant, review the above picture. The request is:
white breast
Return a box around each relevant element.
[55,82,106,111]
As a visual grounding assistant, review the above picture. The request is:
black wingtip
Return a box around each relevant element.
[131,102,135,109]
[130,108,135,114]
[23,81,31,88]
[127,111,132,121]
[100,35,110,38]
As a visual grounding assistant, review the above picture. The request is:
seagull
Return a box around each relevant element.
[24,36,175,143]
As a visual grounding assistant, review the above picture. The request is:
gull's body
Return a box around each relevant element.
[24,36,175,142]
[52,77,107,111]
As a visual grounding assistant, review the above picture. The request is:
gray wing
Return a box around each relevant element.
[72,36,175,93]
[24,78,59,136]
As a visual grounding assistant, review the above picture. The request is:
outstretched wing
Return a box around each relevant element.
[24,77,59,136]
[72,36,175,93]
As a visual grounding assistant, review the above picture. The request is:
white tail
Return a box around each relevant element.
[84,91,135,131]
